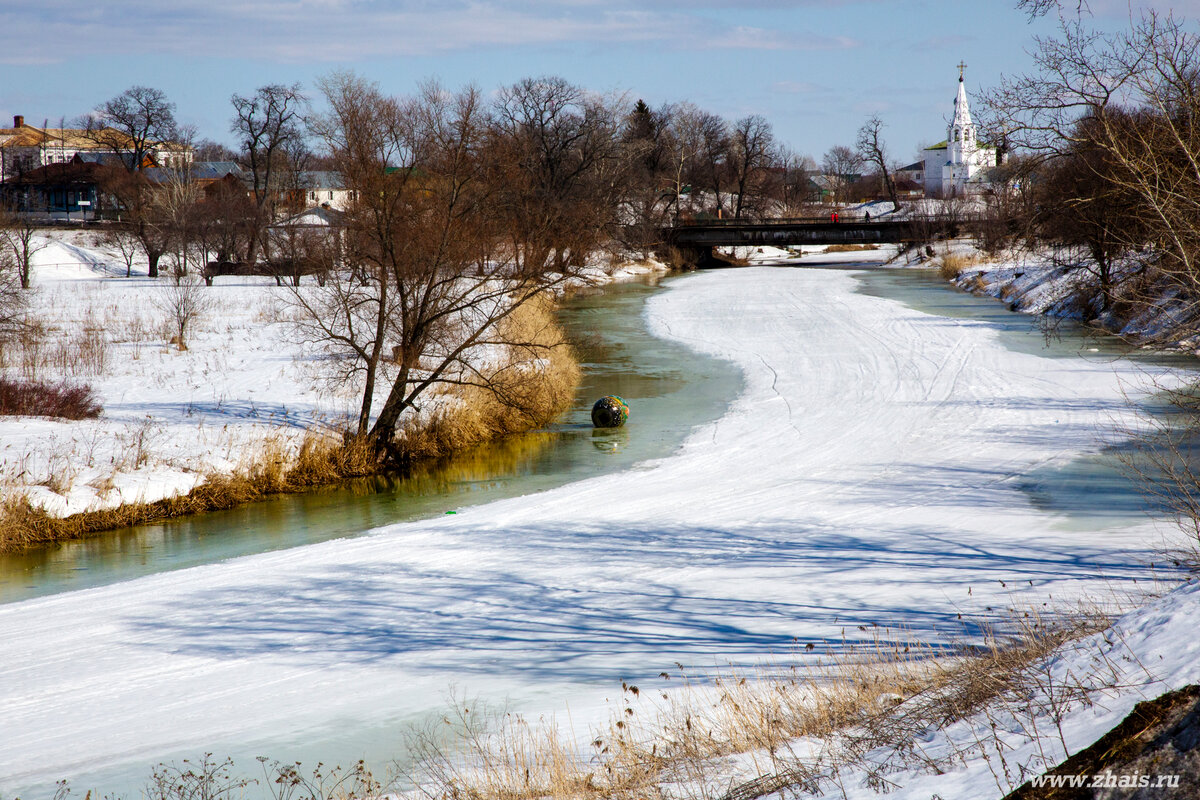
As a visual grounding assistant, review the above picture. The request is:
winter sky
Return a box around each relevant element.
[1,1,1196,163]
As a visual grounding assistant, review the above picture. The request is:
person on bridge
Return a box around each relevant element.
[864,212,871,222]
[831,211,839,223]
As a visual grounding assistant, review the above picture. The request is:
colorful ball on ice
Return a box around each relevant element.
[591,395,629,428]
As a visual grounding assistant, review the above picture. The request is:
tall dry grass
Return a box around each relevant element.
[825,243,879,253]
[403,609,1132,800]
[0,429,377,552]
[0,319,111,380]
[939,251,983,281]
[398,295,580,462]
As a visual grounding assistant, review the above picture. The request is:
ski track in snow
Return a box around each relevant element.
[0,265,1191,795]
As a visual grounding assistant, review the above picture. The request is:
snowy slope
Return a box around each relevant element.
[0,265,1191,797]
[829,577,1200,799]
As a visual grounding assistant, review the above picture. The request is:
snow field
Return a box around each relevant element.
[0,233,667,518]
[2,237,357,516]
[1,262,1196,797]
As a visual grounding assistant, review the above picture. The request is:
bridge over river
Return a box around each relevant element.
[662,215,959,265]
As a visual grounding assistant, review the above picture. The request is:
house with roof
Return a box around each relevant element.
[0,158,110,218]
[295,171,355,210]
[0,115,193,183]
[1,155,246,220]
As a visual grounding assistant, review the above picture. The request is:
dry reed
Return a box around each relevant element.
[397,295,580,462]
[939,251,983,280]
[824,244,879,253]
[403,609,1124,800]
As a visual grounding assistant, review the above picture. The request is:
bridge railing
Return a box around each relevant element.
[670,214,962,228]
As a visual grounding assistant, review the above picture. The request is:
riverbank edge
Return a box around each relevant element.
[0,261,670,552]
[934,243,1200,351]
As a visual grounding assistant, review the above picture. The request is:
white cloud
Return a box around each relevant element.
[0,1,860,64]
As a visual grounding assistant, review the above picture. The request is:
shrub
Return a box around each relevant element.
[0,377,102,419]
[825,243,879,253]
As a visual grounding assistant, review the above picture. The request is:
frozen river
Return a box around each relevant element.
[0,263,1184,798]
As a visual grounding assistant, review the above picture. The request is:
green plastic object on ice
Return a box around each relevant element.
[591,395,629,428]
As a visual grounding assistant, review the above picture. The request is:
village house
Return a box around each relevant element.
[0,154,244,220]
[294,171,355,211]
[0,115,193,183]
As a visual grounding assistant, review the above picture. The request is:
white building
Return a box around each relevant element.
[921,70,997,197]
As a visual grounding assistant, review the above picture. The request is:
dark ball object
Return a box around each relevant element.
[591,395,629,428]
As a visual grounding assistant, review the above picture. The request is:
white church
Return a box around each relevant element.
[901,66,999,197]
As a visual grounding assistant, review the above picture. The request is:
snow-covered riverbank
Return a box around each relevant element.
[945,244,1200,349]
[2,261,1195,798]
[0,233,664,519]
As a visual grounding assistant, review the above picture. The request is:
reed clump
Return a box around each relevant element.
[939,251,983,280]
[0,430,373,552]
[397,295,580,462]
[825,243,879,253]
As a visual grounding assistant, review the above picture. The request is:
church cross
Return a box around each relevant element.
[957,61,968,80]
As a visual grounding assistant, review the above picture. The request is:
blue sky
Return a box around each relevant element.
[1,1,1193,163]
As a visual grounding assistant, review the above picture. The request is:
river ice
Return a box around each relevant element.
[1,264,1195,797]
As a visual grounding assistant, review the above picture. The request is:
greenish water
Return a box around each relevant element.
[0,276,744,605]
[4,265,1194,605]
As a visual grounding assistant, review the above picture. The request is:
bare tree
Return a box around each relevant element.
[821,145,863,205]
[265,217,338,286]
[692,111,732,216]
[298,74,577,460]
[728,114,777,219]
[988,11,1200,310]
[0,206,49,289]
[775,149,819,214]
[192,138,239,162]
[620,99,674,255]
[154,274,211,350]
[192,180,257,266]
[856,115,901,211]
[151,167,205,277]
[82,86,180,172]
[99,226,141,277]
[100,168,172,277]
[663,103,723,222]
[489,76,628,272]
[84,87,184,278]
[0,247,28,344]
[1033,122,1145,313]
[1015,0,1089,19]
[231,83,308,263]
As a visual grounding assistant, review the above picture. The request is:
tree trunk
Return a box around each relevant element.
[367,365,411,454]
[18,249,31,289]
[882,167,901,213]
